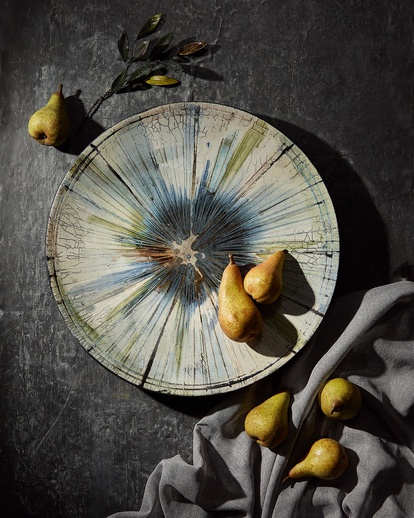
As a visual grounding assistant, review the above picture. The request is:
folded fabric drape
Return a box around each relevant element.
[108,280,414,517]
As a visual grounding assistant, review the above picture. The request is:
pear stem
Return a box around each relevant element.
[330,399,344,414]
[57,84,63,95]
[228,254,235,265]
[282,475,291,484]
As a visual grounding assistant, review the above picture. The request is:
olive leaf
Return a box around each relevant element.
[111,69,128,91]
[144,75,180,86]
[128,64,154,83]
[118,30,129,62]
[178,41,208,56]
[131,40,150,62]
[150,32,174,59]
[136,13,164,40]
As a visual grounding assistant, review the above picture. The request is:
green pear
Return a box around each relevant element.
[318,378,362,420]
[28,84,70,146]
[218,254,263,342]
[283,438,348,482]
[243,250,285,304]
[244,390,290,448]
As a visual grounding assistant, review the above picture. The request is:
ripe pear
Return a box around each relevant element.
[283,438,348,483]
[28,84,70,146]
[318,378,362,420]
[218,254,263,342]
[243,250,285,304]
[244,390,290,448]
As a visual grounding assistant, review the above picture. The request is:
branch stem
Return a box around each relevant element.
[77,89,114,134]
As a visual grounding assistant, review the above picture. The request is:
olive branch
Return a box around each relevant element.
[80,13,209,130]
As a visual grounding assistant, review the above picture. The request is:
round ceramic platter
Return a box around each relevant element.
[47,102,339,396]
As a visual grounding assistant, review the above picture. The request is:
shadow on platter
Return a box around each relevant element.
[256,114,389,296]
[249,251,315,358]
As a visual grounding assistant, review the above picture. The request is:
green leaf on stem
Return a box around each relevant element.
[131,40,150,61]
[111,69,128,91]
[150,32,174,58]
[136,13,164,40]
[118,30,129,62]
[128,64,153,83]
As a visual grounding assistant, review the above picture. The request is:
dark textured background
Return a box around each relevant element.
[1,1,413,516]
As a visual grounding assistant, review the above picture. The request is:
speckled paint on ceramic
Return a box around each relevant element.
[46,102,339,396]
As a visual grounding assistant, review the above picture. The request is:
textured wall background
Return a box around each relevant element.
[1,0,413,516]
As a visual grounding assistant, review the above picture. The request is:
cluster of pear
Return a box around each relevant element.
[28,84,70,147]
[218,251,285,342]
[244,377,362,484]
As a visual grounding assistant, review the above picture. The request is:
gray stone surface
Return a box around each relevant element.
[1,0,413,516]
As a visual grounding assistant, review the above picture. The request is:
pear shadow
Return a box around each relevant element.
[279,251,316,316]
[255,115,390,297]
[248,251,315,358]
[362,455,414,516]
[248,309,298,358]
[345,388,408,445]
[56,90,106,155]
[339,446,360,494]
[391,261,414,282]
[334,330,386,381]
[272,287,367,396]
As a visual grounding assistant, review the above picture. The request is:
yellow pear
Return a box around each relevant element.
[318,378,362,420]
[243,250,285,304]
[283,438,348,483]
[218,254,263,342]
[28,84,70,146]
[244,390,290,448]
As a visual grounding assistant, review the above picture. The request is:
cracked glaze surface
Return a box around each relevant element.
[46,102,339,395]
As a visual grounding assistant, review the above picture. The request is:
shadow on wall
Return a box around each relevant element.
[256,115,390,297]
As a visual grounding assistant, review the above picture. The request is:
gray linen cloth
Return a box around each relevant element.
[108,280,414,517]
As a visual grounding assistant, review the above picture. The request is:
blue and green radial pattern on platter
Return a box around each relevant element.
[46,102,339,396]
